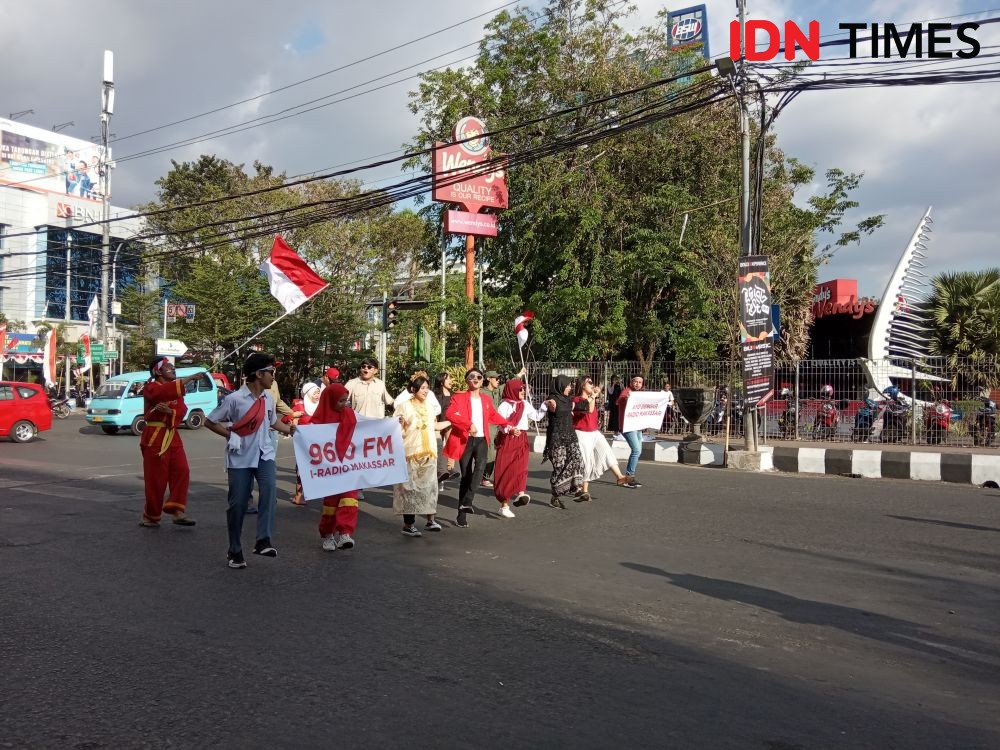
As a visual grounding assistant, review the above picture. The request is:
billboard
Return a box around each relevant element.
[432,116,508,214]
[738,255,774,407]
[0,118,107,202]
[667,4,711,59]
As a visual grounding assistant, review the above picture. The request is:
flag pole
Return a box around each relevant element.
[216,287,328,367]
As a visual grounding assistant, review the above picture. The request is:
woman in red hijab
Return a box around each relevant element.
[492,379,543,518]
[310,383,361,551]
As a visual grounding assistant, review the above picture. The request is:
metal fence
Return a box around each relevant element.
[523,357,1000,448]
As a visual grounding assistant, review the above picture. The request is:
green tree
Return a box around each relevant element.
[406,0,882,369]
[927,268,1000,387]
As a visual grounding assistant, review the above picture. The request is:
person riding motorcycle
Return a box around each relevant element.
[777,387,798,439]
[852,397,880,442]
[812,384,838,440]
[971,395,997,447]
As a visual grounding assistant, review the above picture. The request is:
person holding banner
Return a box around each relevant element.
[493,378,538,517]
[542,375,585,509]
[138,357,201,528]
[616,376,646,488]
[444,368,515,528]
[206,353,296,570]
[311,383,363,551]
[573,377,636,501]
[393,374,451,536]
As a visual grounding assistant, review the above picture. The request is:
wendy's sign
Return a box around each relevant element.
[432,116,508,215]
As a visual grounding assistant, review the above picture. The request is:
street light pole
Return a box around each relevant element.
[111,240,125,376]
[99,50,115,381]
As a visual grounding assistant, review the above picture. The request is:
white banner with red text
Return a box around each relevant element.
[621,391,672,433]
[292,417,408,500]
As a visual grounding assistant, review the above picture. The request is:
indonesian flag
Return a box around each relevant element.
[74,334,92,376]
[0,323,6,363]
[87,296,100,336]
[259,236,329,313]
[514,310,534,349]
[42,328,58,388]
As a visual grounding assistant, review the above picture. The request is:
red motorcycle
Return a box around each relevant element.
[925,399,951,444]
[811,385,839,441]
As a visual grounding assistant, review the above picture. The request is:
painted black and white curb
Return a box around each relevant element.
[531,435,1000,486]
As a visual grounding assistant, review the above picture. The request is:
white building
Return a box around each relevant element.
[0,117,144,352]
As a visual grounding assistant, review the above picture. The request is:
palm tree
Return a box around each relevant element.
[927,269,1000,388]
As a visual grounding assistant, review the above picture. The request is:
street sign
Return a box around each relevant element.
[105,350,119,360]
[79,342,106,364]
[155,338,188,356]
[165,302,196,320]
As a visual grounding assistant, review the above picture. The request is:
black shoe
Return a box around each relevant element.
[227,551,247,569]
[628,479,642,489]
[574,491,591,503]
[458,505,476,515]
[456,511,469,528]
[549,497,566,510]
[512,493,530,507]
[253,538,278,557]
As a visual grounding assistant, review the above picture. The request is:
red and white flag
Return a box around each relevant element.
[514,310,534,349]
[42,328,58,388]
[0,323,7,364]
[259,236,329,313]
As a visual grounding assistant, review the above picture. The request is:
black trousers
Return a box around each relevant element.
[458,437,488,509]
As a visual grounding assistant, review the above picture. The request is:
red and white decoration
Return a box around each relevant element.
[74,334,92,376]
[42,328,58,388]
[259,236,329,314]
[514,310,534,349]
[86,296,100,336]
[0,323,6,363]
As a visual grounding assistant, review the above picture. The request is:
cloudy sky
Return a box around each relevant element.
[2,0,996,297]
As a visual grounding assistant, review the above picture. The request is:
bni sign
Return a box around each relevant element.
[667,4,710,59]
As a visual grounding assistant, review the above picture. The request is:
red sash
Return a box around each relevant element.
[232,396,266,437]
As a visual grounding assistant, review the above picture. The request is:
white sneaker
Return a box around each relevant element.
[337,533,355,550]
[322,535,338,552]
[500,505,516,519]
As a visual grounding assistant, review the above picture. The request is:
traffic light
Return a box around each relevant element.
[382,300,399,332]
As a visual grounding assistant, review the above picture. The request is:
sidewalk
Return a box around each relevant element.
[530,432,1000,487]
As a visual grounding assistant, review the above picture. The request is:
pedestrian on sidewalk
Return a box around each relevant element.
[543,375,585,509]
[138,356,200,528]
[616,375,645,488]
[573,377,636,501]
[311,383,362,552]
[206,352,296,569]
[393,374,451,537]
[493,378,540,518]
[444,368,514,528]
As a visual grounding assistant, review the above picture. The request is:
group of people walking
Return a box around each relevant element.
[137,352,644,570]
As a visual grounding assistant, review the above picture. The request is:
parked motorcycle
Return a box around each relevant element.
[811,384,839,441]
[852,397,881,442]
[777,388,798,439]
[881,386,910,443]
[924,399,952,445]
[48,396,72,419]
[971,397,997,447]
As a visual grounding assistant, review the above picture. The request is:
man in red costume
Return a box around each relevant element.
[139,357,201,527]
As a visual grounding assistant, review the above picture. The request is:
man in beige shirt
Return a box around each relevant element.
[345,357,394,418]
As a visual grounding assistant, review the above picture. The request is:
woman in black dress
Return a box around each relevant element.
[543,375,585,509]
[434,371,457,484]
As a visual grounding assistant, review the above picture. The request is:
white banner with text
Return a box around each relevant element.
[621,391,672,433]
[293,417,408,500]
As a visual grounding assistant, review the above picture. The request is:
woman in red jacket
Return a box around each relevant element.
[444,368,514,528]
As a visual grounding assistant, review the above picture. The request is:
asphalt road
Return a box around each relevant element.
[2,418,999,749]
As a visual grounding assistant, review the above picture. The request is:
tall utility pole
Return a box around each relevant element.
[464,234,475,368]
[99,50,115,379]
[736,0,758,453]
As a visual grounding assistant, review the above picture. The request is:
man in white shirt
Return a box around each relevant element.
[206,352,296,569]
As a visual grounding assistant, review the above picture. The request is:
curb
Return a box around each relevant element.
[531,435,1000,487]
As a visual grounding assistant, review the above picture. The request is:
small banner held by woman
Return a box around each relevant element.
[293,417,409,500]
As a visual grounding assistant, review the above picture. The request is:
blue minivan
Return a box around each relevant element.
[86,368,218,436]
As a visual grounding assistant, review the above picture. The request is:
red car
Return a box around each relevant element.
[0,381,53,442]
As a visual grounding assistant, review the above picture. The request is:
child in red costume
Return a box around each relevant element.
[310,383,361,551]
[139,357,201,527]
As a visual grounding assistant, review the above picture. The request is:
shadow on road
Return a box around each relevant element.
[886,515,1000,533]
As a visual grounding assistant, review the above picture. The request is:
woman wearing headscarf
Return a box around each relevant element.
[493,378,543,518]
[393,374,451,537]
[573,377,636,501]
[542,375,584,509]
[290,381,322,505]
[310,383,361,551]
